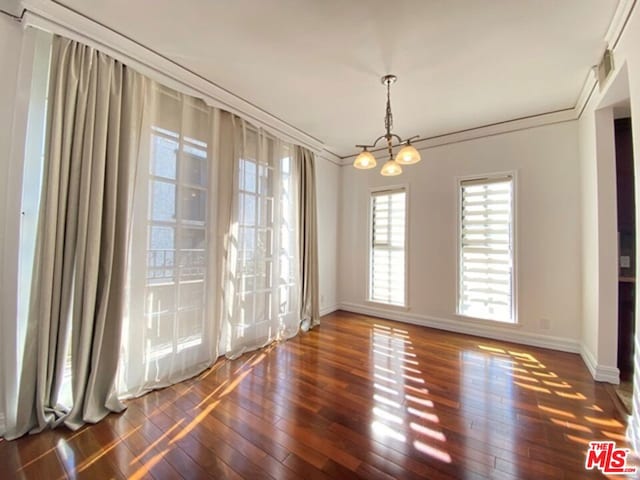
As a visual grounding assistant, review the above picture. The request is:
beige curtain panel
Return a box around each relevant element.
[295,146,320,331]
[10,36,146,438]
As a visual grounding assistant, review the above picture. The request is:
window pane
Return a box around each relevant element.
[259,198,273,227]
[151,181,176,221]
[147,249,175,284]
[181,187,206,222]
[240,193,257,225]
[146,284,176,314]
[459,177,514,323]
[150,225,175,250]
[370,190,406,306]
[257,228,273,257]
[151,134,177,180]
[178,249,205,281]
[179,282,204,312]
[182,147,207,186]
[258,165,272,195]
[240,159,257,193]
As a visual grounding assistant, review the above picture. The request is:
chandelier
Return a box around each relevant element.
[353,74,421,176]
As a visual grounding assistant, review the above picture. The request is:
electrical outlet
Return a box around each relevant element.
[540,318,550,330]
[320,294,325,306]
[621,255,631,268]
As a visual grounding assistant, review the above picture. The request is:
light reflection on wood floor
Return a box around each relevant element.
[0,311,635,479]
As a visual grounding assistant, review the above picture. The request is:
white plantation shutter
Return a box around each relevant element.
[459,176,514,322]
[370,189,406,306]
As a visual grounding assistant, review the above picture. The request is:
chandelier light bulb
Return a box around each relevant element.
[380,160,402,176]
[353,149,377,169]
[395,144,421,165]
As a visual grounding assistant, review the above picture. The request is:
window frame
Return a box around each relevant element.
[456,172,517,324]
[367,184,409,309]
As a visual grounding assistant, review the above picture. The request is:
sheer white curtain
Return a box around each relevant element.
[118,90,304,391]
[220,119,300,359]
[117,86,221,398]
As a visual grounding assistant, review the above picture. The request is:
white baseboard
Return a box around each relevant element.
[320,304,339,317]
[580,344,620,384]
[339,302,624,383]
[339,301,581,353]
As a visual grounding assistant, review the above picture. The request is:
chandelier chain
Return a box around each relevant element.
[385,80,393,137]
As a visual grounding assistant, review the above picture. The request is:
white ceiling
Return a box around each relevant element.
[58,0,619,157]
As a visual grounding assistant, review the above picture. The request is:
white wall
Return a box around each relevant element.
[315,155,340,315]
[339,121,583,351]
[578,104,619,381]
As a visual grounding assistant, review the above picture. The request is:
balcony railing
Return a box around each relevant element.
[147,249,205,283]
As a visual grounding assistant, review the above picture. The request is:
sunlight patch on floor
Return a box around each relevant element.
[370,324,451,464]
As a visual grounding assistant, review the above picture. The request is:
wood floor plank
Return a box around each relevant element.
[0,311,632,479]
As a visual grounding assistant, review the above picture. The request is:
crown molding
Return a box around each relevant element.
[316,149,342,166]
[605,0,636,49]
[0,0,22,17]
[20,0,325,153]
[574,0,637,118]
[574,70,598,119]
[412,109,576,153]
[336,108,576,166]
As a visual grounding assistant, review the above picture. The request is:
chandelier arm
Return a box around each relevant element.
[372,134,389,147]
[356,133,416,151]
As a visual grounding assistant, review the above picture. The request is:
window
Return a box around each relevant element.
[458,175,514,323]
[370,188,407,306]
[222,133,299,354]
[120,90,215,396]
[145,125,209,360]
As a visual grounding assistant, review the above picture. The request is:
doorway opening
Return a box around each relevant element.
[614,114,636,376]
[595,62,636,413]
[615,109,635,413]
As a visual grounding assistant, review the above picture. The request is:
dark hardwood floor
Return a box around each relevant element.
[0,311,635,479]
